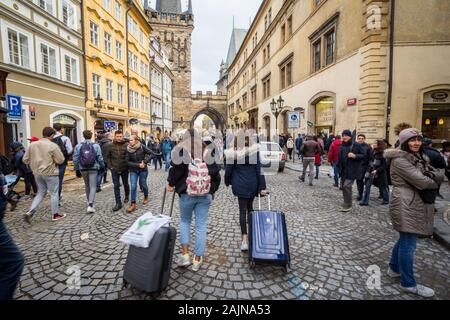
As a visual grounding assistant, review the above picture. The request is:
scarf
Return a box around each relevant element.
[127,141,141,153]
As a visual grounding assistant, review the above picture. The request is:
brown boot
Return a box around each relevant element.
[143,196,149,205]
[127,203,137,213]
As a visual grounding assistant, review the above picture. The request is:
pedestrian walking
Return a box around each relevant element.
[23,127,66,223]
[126,135,154,213]
[359,139,389,206]
[52,123,73,201]
[441,141,450,186]
[328,135,342,187]
[162,132,174,172]
[224,131,267,252]
[73,130,105,214]
[314,136,323,179]
[384,128,444,298]
[286,137,294,160]
[10,142,37,200]
[106,131,130,212]
[167,129,221,272]
[97,132,112,192]
[151,138,163,170]
[337,130,365,212]
[0,173,25,300]
[299,135,320,186]
[355,134,372,202]
[295,133,303,160]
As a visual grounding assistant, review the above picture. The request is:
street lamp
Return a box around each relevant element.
[91,94,103,116]
[271,95,284,143]
[151,112,157,134]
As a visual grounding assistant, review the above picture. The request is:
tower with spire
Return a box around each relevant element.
[146,0,194,127]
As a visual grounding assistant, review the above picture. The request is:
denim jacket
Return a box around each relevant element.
[73,140,105,171]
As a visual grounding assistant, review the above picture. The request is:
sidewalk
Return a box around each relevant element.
[286,160,450,250]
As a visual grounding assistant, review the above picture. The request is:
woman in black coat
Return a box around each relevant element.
[151,138,163,170]
[360,139,389,206]
[224,132,267,252]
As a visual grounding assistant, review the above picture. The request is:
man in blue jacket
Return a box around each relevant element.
[337,130,365,212]
[295,134,303,160]
[161,132,174,172]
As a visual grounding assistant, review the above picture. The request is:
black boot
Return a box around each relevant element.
[124,197,129,204]
[112,203,122,212]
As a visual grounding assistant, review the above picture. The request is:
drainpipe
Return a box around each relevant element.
[386,0,396,140]
[126,1,132,130]
[80,0,89,127]
[162,70,165,135]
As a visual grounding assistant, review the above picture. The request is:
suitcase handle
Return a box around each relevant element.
[258,192,271,211]
[161,187,176,217]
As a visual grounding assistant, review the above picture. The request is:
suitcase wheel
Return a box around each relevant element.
[283,265,290,273]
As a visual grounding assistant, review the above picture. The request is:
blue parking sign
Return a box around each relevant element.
[6,94,22,119]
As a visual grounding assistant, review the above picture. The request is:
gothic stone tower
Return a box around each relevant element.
[147,0,194,129]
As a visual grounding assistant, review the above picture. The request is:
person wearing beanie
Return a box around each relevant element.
[384,128,444,298]
[337,129,365,212]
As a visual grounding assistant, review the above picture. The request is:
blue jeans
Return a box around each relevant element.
[58,160,68,198]
[130,170,148,203]
[389,232,418,288]
[361,177,389,204]
[179,193,212,257]
[164,152,171,172]
[0,196,25,300]
[96,167,105,189]
[332,163,340,186]
[111,170,130,205]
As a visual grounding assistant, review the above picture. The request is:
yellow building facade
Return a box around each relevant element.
[84,0,151,138]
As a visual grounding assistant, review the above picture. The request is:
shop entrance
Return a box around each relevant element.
[53,114,78,147]
[422,89,450,147]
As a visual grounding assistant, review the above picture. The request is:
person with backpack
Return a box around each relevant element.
[224,130,267,252]
[97,132,112,192]
[106,131,130,212]
[10,142,37,200]
[52,123,73,201]
[125,135,155,213]
[167,129,221,272]
[22,127,66,223]
[73,130,105,214]
[384,128,444,298]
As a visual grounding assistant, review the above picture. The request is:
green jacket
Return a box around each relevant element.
[106,141,128,172]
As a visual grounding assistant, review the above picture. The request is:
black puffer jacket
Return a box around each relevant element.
[106,141,128,172]
[167,148,221,196]
[126,145,154,172]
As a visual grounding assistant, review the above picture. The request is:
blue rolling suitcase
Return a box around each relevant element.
[248,194,291,272]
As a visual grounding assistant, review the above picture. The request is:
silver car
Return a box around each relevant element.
[259,142,286,173]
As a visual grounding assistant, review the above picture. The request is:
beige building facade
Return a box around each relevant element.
[226,0,450,144]
[0,0,85,153]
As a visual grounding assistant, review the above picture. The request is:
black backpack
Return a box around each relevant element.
[0,155,13,175]
[53,136,69,159]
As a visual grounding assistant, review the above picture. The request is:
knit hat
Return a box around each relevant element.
[398,128,422,145]
[342,129,352,137]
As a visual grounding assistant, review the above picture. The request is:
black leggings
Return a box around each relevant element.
[23,172,38,195]
[238,197,254,235]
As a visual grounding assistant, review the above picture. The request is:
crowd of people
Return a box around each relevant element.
[0,122,449,299]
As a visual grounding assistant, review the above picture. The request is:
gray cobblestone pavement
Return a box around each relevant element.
[4,167,450,300]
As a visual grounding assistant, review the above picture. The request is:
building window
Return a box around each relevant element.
[64,54,78,84]
[268,8,272,24]
[39,0,54,15]
[281,24,286,44]
[287,16,293,37]
[117,84,123,104]
[61,0,76,29]
[280,58,293,90]
[114,0,122,21]
[106,79,113,101]
[104,32,112,55]
[40,43,57,77]
[251,86,257,106]
[116,41,122,60]
[104,0,111,10]
[92,74,101,98]
[242,93,248,110]
[90,21,99,47]
[313,40,321,72]
[262,76,271,99]
[315,0,322,7]
[325,30,335,65]
[6,28,30,68]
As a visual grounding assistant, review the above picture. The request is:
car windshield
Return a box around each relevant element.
[259,143,282,152]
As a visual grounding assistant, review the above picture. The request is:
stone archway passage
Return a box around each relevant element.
[190,106,226,133]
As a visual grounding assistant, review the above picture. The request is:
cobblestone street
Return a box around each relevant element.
[4,167,450,300]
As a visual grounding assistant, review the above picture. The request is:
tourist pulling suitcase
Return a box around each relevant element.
[123,188,177,294]
[248,193,291,272]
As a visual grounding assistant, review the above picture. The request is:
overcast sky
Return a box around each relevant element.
[190,0,262,92]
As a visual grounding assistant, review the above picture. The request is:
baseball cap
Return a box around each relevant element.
[28,137,39,142]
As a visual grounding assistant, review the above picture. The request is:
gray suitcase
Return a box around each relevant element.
[123,189,176,294]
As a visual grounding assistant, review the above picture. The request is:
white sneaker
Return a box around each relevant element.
[87,206,96,214]
[240,240,249,251]
[387,267,401,278]
[401,284,435,298]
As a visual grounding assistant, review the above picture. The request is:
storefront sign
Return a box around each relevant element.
[315,103,334,127]
[288,112,300,129]
[424,90,450,104]
[104,121,117,131]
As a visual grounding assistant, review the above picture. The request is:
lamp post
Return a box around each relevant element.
[91,94,103,130]
[151,112,157,135]
[270,95,284,144]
